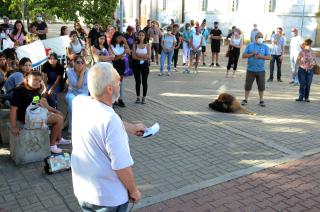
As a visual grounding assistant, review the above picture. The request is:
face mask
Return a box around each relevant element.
[36,16,43,22]
[0,32,5,39]
[187,27,190,30]
[112,86,120,103]
[257,38,263,44]
[291,32,296,37]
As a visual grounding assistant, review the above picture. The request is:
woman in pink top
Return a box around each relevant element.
[10,20,27,47]
[294,39,316,102]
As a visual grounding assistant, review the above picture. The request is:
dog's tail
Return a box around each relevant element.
[238,107,256,115]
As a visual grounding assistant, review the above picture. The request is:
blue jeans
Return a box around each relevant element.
[78,200,128,212]
[47,84,62,108]
[160,50,174,74]
[269,55,282,80]
[298,67,314,100]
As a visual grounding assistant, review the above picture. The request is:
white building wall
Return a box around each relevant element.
[154,0,319,45]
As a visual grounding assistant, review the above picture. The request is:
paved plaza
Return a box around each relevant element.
[1,46,320,211]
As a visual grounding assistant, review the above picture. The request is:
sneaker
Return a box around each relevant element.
[209,63,214,67]
[183,69,190,74]
[289,81,294,84]
[166,73,171,76]
[277,79,283,82]
[118,99,126,107]
[305,99,310,102]
[57,138,71,145]
[141,97,146,104]
[241,100,248,106]
[156,61,159,65]
[202,63,206,66]
[135,97,140,104]
[113,101,119,106]
[158,73,163,76]
[293,82,299,86]
[174,68,178,72]
[259,101,266,107]
[216,63,220,67]
[267,79,273,82]
[50,145,62,154]
[296,98,303,102]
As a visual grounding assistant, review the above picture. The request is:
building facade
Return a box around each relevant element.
[119,0,320,45]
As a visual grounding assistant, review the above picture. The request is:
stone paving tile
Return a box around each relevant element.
[0,46,319,211]
[136,153,320,211]
[124,50,320,153]
[115,91,287,198]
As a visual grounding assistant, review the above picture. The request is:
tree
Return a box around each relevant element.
[79,0,118,27]
[3,0,118,28]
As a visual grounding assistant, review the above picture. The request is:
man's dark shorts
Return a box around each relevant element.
[202,46,206,53]
[211,41,220,53]
[151,43,159,54]
[244,71,265,91]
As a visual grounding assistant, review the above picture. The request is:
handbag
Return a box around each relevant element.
[225,45,232,57]
[314,64,320,75]
[44,153,71,174]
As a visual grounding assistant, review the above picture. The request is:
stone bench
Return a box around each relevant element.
[0,109,10,144]
[9,127,50,165]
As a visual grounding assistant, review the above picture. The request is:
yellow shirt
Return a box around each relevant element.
[26,33,39,44]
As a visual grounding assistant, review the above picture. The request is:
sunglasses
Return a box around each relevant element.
[75,61,84,65]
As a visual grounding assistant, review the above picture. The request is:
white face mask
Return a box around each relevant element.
[257,38,263,44]
[291,32,296,37]
[36,16,43,22]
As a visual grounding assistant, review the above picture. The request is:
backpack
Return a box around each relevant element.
[25,103,48,129]
[44,153,71,174]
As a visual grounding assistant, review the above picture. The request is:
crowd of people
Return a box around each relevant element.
[0,14,318,211]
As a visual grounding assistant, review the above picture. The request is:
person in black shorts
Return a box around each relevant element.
[210,21,222,67]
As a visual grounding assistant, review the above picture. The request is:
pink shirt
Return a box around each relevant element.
[13,32,26,46]
[297,49,316,70]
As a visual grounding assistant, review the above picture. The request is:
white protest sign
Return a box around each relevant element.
[16,40,47,68]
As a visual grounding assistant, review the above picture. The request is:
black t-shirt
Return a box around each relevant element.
[210,29,222,45]
[41,62,64,85]
[88,29,100,46]
[11,86,41,122]
[33,21,48,40]
[173,32,182,48]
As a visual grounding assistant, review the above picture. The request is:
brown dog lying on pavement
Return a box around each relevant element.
[209,93,256,115]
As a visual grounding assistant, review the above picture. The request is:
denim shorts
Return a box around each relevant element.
[78,200,129,212]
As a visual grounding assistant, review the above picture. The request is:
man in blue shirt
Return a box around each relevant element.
[242,32,271,107]
[200,22,209,66]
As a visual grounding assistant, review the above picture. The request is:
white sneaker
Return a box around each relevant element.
[50,145,62,154]
[57,138,71,145]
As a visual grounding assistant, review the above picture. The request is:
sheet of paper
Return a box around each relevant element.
[143,123,160,138]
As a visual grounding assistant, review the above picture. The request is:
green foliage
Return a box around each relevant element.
[79,0,118,27]
[0,0,21,18]
[2,0,118,27]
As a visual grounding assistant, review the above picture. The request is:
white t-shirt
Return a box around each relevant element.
[71,96,133,206]
[111,44,125,56]
[0,38,14,52]
[290,35,303,59]
[192,34,202,50]
[69,40,83,54]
